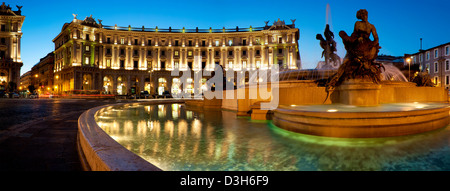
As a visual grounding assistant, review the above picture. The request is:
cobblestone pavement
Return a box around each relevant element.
[0,98,142,171]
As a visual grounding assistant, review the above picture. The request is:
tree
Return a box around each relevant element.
[28,84,36,93]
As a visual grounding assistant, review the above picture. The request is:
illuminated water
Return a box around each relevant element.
[95,103,450,171]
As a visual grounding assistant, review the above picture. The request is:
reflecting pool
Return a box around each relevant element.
[95,103,450,171]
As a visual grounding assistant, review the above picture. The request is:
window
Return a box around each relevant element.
[256,50,260,55]
[215,51,219,56]
[278,49,283,54]
[202,40,206,47]
[242,61,247,69]
[278,60,283,66]
[188,40,192,46]
[106,59,111,68]
[446,75,449,85]
[229,51,233,56]
[147,50,152,56]
[86,34,90,41]
[120,60,125,68]
[120,38,125,45]
[134,39,138,45]
[202,51,206,56]
[243,50,247,56]
[434,76,439,85]
[134,50,138,56]
[175,40,179,46]
[174,61,179,69]
[161,51,165,56]
[86,46,90,51]
[426,52,430,60]
[446,46,449,56]
[174,51,179,57]
[434,49,439,58]
[188,51,193,57]
[446,60,450,71]
[243,39,246,46]
[85,57,89,65]
[107,37,111,43]
[434,62,438,73]
[106,48,111,55]
[228,40,233,46]
[215,40,219,46]
[188,62,193,69]
[161,61,166,69]
[202,62,206,69]
[148,40,152,46]
[0,38,5,44]
[1,25,5,31]
[278,37,282,43]
[120,49,125,55]
[419,54,423,62]
[134,61,138,68]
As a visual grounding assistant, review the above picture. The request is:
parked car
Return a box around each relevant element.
[29,93,38,99]
[49,94,59,99]
[11,93,20,98]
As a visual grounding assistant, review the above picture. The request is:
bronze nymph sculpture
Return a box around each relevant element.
[325,9,383,93]
[316,24,341,69]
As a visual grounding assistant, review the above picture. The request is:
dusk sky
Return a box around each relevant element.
[13,0,450,75]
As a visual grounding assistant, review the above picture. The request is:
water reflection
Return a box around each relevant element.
[95,104,450,171]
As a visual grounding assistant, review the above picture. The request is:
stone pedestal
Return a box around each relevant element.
[337,79,381,106]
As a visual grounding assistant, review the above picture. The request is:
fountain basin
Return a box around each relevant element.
[273,103,450,138]
[77,99,184,171]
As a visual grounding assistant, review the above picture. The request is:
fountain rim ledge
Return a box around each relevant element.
[77,99,185,171]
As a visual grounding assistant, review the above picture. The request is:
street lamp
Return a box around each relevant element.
[406,57,411,81]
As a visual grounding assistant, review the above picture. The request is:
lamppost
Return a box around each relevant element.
[406,57,411,81]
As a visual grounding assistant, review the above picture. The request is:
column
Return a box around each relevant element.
[268,47,273,68]
[17,35,21,62]
[90,44,95,67]
[126,47,131,69]
[142,47,147,70]
[102,46,106,68]
[209,48,214,70]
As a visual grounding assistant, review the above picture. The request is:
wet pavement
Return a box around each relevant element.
[0,98,142,171]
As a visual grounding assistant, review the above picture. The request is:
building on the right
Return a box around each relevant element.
[404,42,450,88]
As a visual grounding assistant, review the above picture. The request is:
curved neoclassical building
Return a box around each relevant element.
[53,15,300,96]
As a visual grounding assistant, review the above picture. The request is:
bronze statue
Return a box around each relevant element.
[316,24,340,69]
[326,9,383,91]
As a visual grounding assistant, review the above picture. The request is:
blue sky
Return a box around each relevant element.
[12,0,450,75]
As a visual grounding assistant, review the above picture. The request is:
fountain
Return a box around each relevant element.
[77,9,450,171]
[272,9,450,138]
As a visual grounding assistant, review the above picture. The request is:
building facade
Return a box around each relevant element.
[0,2,24,92]
[53,15,300,96]
[29,52,54,95]
[406,42,450,88]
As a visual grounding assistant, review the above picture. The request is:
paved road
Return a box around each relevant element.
[0,98,141,171]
